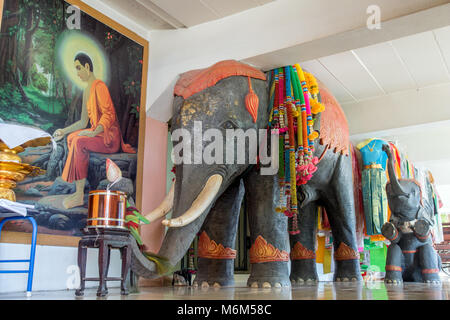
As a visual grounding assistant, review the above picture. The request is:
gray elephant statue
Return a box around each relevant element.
[131,60,362,288]
[381,144,441,284]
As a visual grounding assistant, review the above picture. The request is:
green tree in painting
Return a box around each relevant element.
[0,0,69,130]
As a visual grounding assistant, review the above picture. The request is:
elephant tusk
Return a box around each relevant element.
[162,174,223,228]
[144,179,175,223]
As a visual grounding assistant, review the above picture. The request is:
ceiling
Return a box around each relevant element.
[300,25,450,105]
[304,25,450,188]
[99,0,275,30]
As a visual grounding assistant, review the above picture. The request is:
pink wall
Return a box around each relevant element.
[140,116,168,253]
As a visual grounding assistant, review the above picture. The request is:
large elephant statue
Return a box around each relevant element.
[132,60,362,288]
[381,144,441,284]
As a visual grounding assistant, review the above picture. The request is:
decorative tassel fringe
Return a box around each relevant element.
[245,77,259,123]
[268,64,325,218]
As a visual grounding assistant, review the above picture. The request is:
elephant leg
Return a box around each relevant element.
[244,170,290,288]
[418,244,441,283]
[193,178,245,288]
[384,243,404,284]
[323,155,362,282]
[290,202,319,284]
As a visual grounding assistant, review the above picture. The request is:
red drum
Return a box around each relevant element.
[87,190,127,229]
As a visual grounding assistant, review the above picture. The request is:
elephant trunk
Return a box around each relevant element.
[162,175,223,227]
[386,145,408,196]
[155,172,223,269]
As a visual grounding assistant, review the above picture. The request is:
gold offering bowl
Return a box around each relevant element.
[0,139,46,201]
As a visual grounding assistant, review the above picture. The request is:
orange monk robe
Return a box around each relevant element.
[62,79,135,183]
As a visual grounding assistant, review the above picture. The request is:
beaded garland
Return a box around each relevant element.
[268,64,325,235]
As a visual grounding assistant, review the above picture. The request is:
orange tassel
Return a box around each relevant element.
[245,77,259,123]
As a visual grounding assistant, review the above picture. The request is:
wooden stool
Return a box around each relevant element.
[75,228,132,297]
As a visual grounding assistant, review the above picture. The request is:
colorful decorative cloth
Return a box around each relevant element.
[357,138,390,236]
[351,145,365,250]
[316,79,350,156]
[174,60,266,99]
[125,201,150,246]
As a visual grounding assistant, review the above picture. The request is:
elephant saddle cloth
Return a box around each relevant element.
[317,79,350,156]
[174,60,266,99]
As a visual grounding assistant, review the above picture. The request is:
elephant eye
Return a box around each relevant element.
[221,120,238,130]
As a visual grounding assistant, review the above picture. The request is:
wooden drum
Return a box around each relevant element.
[87,190,127,229]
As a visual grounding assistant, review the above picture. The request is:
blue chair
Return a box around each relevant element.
[0,216,37,297]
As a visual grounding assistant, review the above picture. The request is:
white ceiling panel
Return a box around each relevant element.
[254,0,273,4]
[391,31,450,88]
[353,42,417,94]
[149,0,274,27]
[318,51,385,101]
[202,0,260,18]
[433,25,450,77]
[151,0,219,27]
[300,60,356,104]
[101,0,175,29]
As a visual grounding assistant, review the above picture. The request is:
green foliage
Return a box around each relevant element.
[104,30,122,51]
[0,84,57,130]
[7,25,19,36]
[0,85,33,125]
[130,104,140,119]
[123,78,141,97]
[30,64,49,92]
[0,84,23,107]
[23,86,64,114]
[120,45,144,119]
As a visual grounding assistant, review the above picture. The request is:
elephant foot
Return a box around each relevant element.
[384,270,403,284]
[334,260,362,282]
[422,270,441,284]
[193,258,235,288]
[249,281,283,289]
[424,280,441,284]
[290,259,318,285]
[192,281,223,288]
[247,262,291,288]
[384,278,403,285]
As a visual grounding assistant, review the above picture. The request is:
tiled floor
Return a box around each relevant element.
[1,274,449,300]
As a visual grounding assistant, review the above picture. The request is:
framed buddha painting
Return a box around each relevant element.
[0,0,148,245]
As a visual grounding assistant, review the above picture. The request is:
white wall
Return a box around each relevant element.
[0,243,123,294]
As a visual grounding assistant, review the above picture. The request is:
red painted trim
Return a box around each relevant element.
[415,233,429,241]
[385,265,402,272]
[249,236,289,263]
[198,231,237,260]
[421,269,439,274]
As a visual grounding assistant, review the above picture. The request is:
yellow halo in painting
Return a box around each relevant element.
[56,30,110,89]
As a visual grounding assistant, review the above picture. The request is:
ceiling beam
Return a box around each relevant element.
[136,0,186,29]
[81,0,150,37]
[343,82,450,136]
[243,3,450,70]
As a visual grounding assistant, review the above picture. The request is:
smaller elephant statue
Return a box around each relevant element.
[381,144,441,284]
